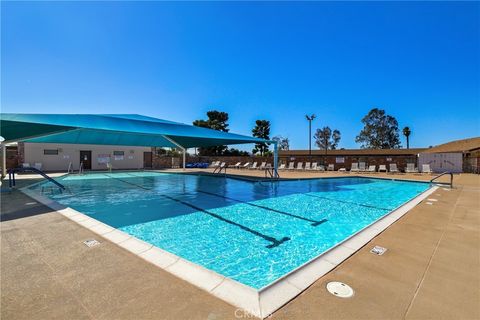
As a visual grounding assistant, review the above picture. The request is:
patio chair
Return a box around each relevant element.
[22,163,31,168]
[350,163,359,172]
[278,163,286,170]
[295,162,304,171]
[367,165,376,173]
[359,162,366,172]
[34,163,43,170]
[232,162,241,169]
[287,162,295,171]
[258,162,267,170]
[304,162,311,170]
[378,165,388,173]
[389,163,399,174]
[327,164,335,171]
[242,162,251,169]
[422,164,433,174]
[249,162,258,170]
[406,163,418,173]
[311,162,318,170]
[317,165,326,172]
[209,161,220,168]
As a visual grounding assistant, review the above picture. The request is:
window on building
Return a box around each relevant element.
[113,151,124,156]
[44,149,58,155]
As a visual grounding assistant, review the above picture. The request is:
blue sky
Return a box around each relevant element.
[2,1,479,150]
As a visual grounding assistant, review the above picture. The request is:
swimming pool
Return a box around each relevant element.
[29,172,430,290]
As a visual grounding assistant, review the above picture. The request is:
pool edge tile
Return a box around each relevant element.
[166,257,225,292]
[211,277,261,318]
[139,246,179,269]
[117,237,153,255]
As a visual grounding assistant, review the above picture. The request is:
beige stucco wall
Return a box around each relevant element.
[23,143,151,171]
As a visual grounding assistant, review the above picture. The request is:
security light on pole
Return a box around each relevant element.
[305,114,316,156]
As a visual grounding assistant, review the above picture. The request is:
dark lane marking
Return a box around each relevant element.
[196,190,327,227]
[104,174,152,190]
[161,194,290,249]
[304,193,392,211]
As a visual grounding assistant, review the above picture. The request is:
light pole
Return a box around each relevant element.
[305,114,316,156]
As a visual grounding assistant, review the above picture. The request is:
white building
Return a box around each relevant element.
[22,143,152,171]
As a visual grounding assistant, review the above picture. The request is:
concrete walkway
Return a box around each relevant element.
[1,173,479,319]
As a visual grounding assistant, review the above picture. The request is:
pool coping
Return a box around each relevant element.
[20,176,438,319]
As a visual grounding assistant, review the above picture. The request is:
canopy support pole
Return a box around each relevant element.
[273,141,279,178]
[162,136,186,170]
[1,143,6,178]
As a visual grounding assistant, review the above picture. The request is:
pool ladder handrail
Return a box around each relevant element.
[430,171,453,188]
[67,162,73,174]
[79,162,84,175]
[7,167,66,190]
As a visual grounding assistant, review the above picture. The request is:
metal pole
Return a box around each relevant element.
[309,120,312,156]
[183,149,186,171]
[1,143,6,178]
[273,141,279,178]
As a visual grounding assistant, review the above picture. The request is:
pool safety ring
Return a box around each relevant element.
[326,281,354,298]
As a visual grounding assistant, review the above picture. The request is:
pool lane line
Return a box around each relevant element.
[303,193,392,211]
[103,173,153,190]
[196,190,327,227]
[160,194,290,249]
[123,173,327,227]
[106,173,290,248]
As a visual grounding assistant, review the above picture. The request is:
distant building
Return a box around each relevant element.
[420,137,480,173]
[18,142,152,171]
[279,148,426,171]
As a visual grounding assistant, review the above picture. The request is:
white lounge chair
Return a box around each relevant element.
[317,165,326,172]
[22,163,31,168]
[34,163,43,170]
[350,163,359,172]
[327,164,335,171]
[422,164,433,174]
[278,163,286,170]
[209,161,220,168]
[406,163,418,173]
[378,165,388,173]
[295,162,304,171]
[304,162,311,170]
[287,162,295,171]
[249,162,258,170]
[242,162,251,169]
[389,163,399,174]
[367,165,376,173]
[359,162,366,172]
[232,162,241,169]
[258,162,267,170]
[311,162,318,171]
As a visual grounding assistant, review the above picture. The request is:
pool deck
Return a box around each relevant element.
[1,171,479,319]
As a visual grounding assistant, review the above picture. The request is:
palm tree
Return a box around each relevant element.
[403,126,411,149]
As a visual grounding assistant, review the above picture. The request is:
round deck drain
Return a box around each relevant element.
[326,282,354,298]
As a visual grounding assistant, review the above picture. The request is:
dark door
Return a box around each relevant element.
[80,151,92,170]
[143,152,152,168]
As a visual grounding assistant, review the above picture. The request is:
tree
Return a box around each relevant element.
[193,110,229,156]
[355,108,401,149]
[223,148,250,156]
[314,127,341,154]
[252,120,271,156]
[403,126,411,149]
[271,135,290,151]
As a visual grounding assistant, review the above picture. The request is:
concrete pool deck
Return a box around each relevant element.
[1,171,479,319]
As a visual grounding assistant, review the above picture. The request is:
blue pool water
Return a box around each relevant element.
[30,172,429,289]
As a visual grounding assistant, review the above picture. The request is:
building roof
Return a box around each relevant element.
[279,148,426,156]
[0,113,266,148]
[423,137,480,153]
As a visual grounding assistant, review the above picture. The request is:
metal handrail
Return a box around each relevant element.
[8,167,66,190]
[430,171,453,188]
[67,162,73,174]
[79,162,84,175]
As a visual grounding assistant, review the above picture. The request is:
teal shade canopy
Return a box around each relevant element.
[0,113,267,148]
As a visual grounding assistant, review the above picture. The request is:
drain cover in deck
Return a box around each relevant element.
[326,282,354,298]
[370,245,388,255]
[83,239,100,248]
